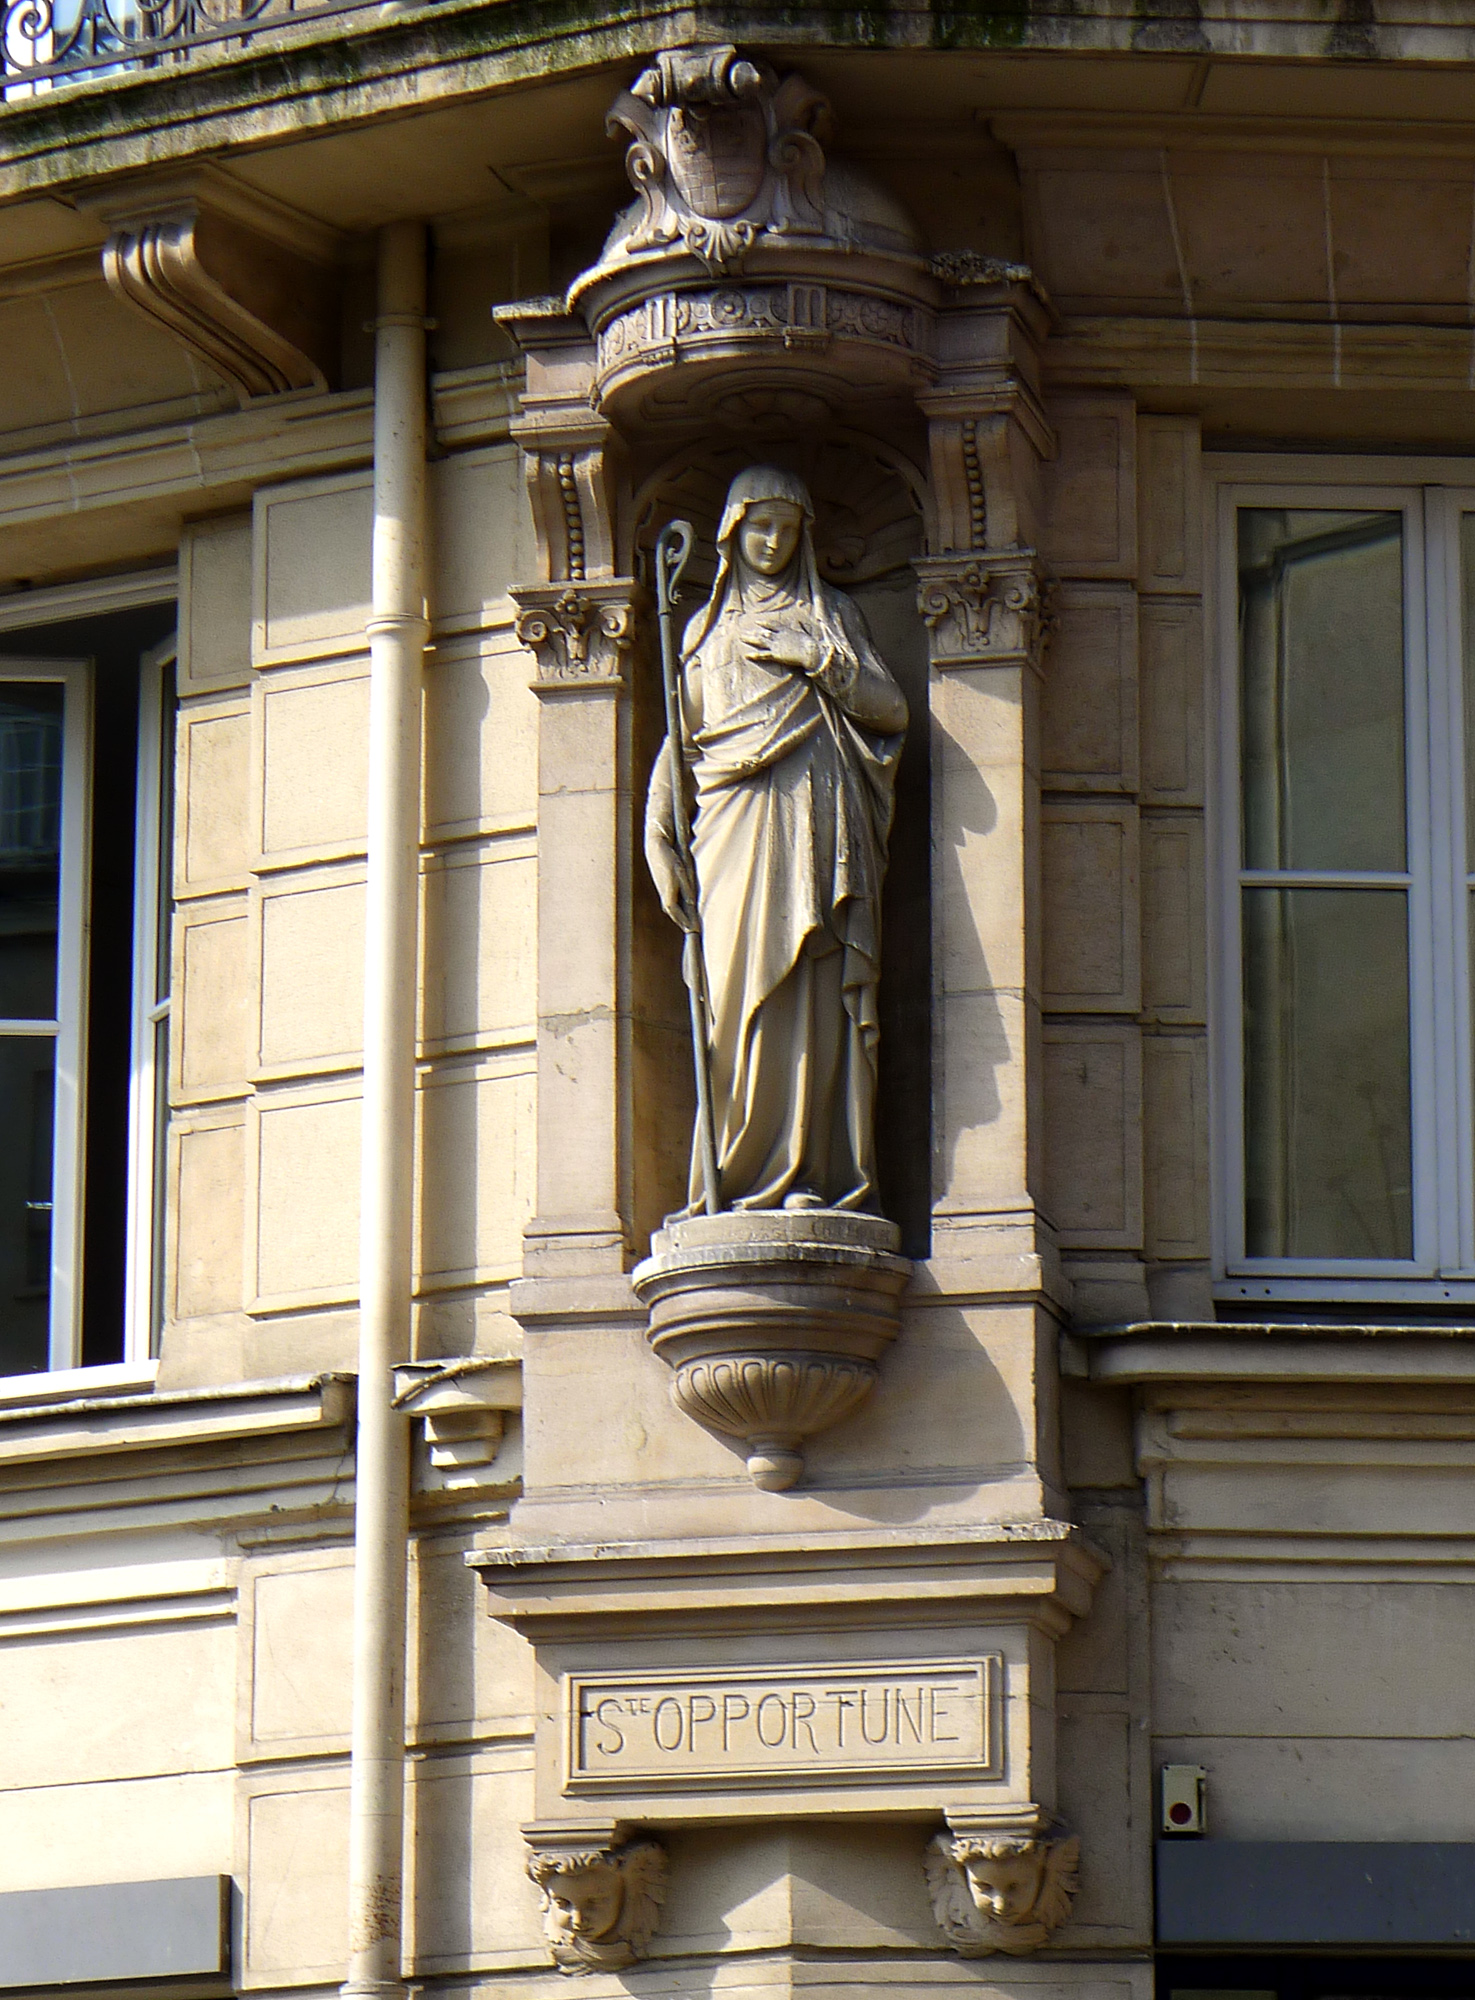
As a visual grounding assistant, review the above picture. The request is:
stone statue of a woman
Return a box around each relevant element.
[644,465,908,1215]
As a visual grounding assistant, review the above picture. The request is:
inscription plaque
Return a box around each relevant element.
[565,1657,1000,1791]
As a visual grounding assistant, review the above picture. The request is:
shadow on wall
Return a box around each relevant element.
[929,713,1011,1202]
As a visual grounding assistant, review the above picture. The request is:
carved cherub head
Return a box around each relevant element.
[527,1839,667,1975]
[924,1829,1080,1957]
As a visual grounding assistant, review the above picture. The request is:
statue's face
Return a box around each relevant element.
[546,1866,625,1942]
[963,1852,1046,1926]
[738,500,804,577]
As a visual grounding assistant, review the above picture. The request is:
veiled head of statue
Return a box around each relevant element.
[716,464,814,554]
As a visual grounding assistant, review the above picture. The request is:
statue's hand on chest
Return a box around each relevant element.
[743,615,821,678]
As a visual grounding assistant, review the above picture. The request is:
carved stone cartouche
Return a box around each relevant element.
[526,1836,667,1975]
[568,44,934,427]
[603,43,831,276]
[924,1826,1080,1956]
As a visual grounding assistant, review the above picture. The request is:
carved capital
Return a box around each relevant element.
[916,552,1053,671]
[524,1824,667,1975]
[924,1811,1080,1957]
[82,170,340,406]
[513,581,639,689]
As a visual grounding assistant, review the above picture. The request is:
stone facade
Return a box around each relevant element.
[0,7,1471,1998]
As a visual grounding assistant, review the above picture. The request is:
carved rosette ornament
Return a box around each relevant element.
[924,1821,1081,1957]
[526,1833,667,1975]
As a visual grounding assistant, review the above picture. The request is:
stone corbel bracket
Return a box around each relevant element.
[925,1803,1081,1956]
[524,1820,668,1976]
[391,1357,521,1492]
[81,169,341,405]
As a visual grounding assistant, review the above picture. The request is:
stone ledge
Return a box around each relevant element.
[0,1369,354,1469]
[1075,1320,1475,1385]
[469,1520,1107,1635]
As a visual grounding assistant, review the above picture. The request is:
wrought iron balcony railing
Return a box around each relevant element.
[1,0,385,92]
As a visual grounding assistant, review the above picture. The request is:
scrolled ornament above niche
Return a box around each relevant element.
[562,42,938,427]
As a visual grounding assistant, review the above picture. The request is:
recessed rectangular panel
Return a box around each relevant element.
[565,1657,1000,1792]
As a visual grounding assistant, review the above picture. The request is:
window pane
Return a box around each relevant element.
[1243,886,1412,1259]
[1460,512,1475,871]
[0,682,62,1021]
[0,1034,53,1373]
[1240,509,1406,872]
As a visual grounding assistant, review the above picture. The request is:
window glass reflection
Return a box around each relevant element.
[0,1035,53,1373]
[0,683,62,1021]
[1240,510,1406,873]
[1243,887,1413,1260]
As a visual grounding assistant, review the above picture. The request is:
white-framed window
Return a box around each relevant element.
[1212,459,1475,1306]
[0,595,175,1384]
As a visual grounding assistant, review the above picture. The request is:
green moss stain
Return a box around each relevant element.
[930,0,1031,47]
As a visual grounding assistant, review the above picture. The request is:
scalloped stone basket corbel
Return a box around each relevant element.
[632,1212,911,1491]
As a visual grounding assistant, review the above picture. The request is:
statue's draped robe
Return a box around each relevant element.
[685,579,904,1211]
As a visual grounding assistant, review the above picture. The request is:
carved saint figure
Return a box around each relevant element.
[526,1839,667,1975]
[645,466,907,1214]
[924,1830,1081,1957]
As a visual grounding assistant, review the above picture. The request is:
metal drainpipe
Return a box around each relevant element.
[343,218,429,2000]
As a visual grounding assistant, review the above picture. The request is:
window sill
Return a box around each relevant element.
[1068,1319,1475,1387]
[0,1360,158,1410]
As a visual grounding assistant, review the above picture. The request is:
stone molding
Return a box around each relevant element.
[83,171,340,406]
[524,1823,667,1975]
[925,1809,1081,1956]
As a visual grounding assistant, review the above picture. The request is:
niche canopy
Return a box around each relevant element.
[568,43,937,428]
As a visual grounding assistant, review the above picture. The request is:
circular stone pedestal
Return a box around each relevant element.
[631,1211,912,1491]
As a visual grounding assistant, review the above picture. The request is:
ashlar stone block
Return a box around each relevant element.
[1042,801,1141,1013]
[1042,583,1139,793]
[255,868,366,1073]
[1142,1033,1210,1262]
[1042,1022,1143,1249]
[178,702,251,893]
[179,512,252,690]
[1136,416,1202,595]
[257,668,370,860]
[252,471,371,666]
[174,903,251,1102]
[1042,394,1137,579]
[1141,810,1206,1023]
[1139,599,1204,806]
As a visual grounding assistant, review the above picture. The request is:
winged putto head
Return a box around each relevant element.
[527,1838,668,1975]
[924,1828,1080,1956]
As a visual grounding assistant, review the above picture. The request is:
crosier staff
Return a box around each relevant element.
[654,518,721,1216]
